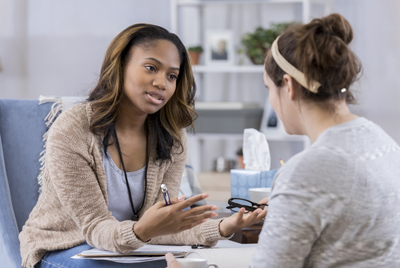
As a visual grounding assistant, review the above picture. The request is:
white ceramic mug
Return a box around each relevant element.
[248,187,271,203]
[177,258,219,268]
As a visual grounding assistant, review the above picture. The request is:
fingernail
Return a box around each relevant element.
[256,209,262,214]
[211,212,218,217]
[201,219,208,223]
[178,195,185,201]
[211,206,219,210]
[201,194,209,199]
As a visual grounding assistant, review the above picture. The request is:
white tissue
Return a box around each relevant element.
[243,128,271,171]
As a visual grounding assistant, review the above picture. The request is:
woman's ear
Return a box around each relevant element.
[282,74,297,101]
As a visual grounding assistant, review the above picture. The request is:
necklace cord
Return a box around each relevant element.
[113,122,148,220]
[139,123,149,213]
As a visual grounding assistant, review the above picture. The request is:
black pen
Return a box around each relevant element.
[161,184,172,206]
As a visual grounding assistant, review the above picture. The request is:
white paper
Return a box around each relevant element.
[71,240,253,264]
[243,128,271,170]
[71,254,170,264]
[79,244,192,256]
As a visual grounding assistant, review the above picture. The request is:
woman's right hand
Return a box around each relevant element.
[133,194,218,242]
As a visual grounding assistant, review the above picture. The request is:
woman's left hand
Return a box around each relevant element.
[218,198,269,237]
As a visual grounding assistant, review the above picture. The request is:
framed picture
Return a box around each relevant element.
[260,97,286,136]
[205,30,234,65]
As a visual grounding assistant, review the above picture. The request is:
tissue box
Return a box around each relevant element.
[230,169,278,200]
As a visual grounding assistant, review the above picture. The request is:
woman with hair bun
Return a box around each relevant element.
[19,24,266,268]
[252,13,400,268]
[167,13,400,268]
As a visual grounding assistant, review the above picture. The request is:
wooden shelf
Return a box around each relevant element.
[197,172,231,203]
[190,132,309,142]
[192,65,264,73]
[195,101,261,110]
[176,0,306,6]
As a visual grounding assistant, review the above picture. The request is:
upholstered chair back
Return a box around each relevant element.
[0,99,52,268]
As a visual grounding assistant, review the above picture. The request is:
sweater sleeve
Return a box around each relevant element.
[45,106,145,253]
[251,149,349,268]
[149,129,230,246]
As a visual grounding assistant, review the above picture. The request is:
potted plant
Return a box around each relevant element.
[187,46,203,65]
[241,22,293,65]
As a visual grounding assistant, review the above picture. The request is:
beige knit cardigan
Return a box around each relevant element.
[19,103,225,268]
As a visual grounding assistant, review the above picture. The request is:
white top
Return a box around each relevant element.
[102,149,145,221]
[252,117,400,267]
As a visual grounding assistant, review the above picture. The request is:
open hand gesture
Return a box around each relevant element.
[218,197,269,237]
[134,194,219,241]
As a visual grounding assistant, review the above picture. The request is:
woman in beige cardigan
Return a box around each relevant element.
[19,24,267,268]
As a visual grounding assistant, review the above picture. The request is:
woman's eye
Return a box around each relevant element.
[169,74,177,81]
[145,65,156,72]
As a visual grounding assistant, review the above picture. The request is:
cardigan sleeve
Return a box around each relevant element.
[149,129,230,246]
[45,105,145,253]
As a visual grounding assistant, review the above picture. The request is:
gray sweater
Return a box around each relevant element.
[252,117,400,267]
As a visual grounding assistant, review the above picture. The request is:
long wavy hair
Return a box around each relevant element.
[87,23,197,162]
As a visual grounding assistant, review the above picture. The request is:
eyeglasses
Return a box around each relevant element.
[226,198,267,213]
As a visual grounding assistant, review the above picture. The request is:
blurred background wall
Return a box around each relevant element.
[335,0,400,147]
[0,0,171,99]
[1,0,399,171]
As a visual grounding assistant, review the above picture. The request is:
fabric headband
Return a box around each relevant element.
[271,36,321,93]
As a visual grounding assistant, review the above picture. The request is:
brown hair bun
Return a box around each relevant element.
[265,13,362,109]
[317,13,353,45]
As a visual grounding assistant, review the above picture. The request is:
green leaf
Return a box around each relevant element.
[241,22,295,64]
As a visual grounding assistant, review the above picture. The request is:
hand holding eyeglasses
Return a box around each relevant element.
[218,197,269,237]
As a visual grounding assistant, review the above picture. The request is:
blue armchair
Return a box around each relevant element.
[0,99,52,268]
